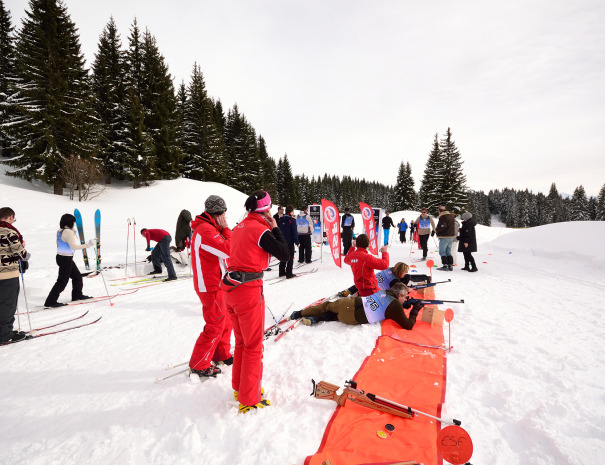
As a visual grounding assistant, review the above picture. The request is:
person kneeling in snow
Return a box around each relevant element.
[289,282,423,329]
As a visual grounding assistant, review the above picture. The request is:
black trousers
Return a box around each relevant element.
[298,235,312,263]
[279,243,296,277]
[342,229,353,255]
[0,277,20,343]
[419,234,429,258]
[45,255,83,305]
[399,231,407,243]
[462,251,476,269]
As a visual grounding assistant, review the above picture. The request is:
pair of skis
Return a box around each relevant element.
[265,267,318,285]
[74,208,101,272]
[2,312,102,346]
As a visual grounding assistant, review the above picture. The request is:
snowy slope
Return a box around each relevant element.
[1,174,604,465]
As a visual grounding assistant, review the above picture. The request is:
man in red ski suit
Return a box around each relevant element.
[221,190,289,413]
[343,233,389,297]
[188,195,233,378]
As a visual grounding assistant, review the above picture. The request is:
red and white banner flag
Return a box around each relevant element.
[321,199,341,267]
[359,202,378,255]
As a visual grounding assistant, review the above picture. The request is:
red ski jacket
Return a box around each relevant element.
[142,229,170,247]
[344,247,390,297]
[191,213,231,293]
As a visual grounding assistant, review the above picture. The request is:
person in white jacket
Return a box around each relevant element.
[44,213,96,308]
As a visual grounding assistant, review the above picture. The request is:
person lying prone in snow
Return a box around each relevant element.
[338,262,431,298]
[289,282,423,329]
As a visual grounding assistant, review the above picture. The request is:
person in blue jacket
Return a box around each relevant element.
[397,218,408,243]
[277,205,299,278]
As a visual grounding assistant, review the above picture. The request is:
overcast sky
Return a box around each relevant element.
[6,0,605,196]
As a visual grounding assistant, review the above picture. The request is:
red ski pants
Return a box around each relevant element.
[189,290,232,370]
[225,285,265,406]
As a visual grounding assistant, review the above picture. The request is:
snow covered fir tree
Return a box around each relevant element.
[0,0,602,227]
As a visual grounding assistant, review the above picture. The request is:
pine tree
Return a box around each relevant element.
[0,0,16,158]
[224,104,260,192]
[596,184,605,221]
[122,89,154,188]
[91,16,127,182]
[4,0,98,194]
[181,63,225,181]
[570,185,589,221]
[276,154,296,206]
[437,128,468,213]
[257,135,277,199]
[546,183,562,223]
[140,29,181,179]
[419,133,443,211]
[393,161,416,210]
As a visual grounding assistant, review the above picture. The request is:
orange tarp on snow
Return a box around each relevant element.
[304,286,447,465]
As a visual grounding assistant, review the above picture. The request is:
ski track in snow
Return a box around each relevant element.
[1,177,604,465]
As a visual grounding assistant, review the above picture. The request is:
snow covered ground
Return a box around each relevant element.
[1,174,604,465]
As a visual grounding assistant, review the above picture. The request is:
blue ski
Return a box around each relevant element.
[94,209,101,272]
[74,209,90,270]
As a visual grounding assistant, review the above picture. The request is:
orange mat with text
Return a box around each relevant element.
[304,286,447,465]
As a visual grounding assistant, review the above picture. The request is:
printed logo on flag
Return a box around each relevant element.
[362,207,373,221]
[325,206,337,223]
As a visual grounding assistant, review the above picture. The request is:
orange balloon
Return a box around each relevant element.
[445,308,454,322]
[436,425,473,464]
[426,259,434,268]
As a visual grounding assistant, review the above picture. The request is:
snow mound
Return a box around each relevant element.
[485,221,605,263]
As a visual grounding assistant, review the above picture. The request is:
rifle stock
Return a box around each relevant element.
[312,380,413,419]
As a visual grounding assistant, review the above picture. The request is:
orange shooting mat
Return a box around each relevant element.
[304,286,447,465]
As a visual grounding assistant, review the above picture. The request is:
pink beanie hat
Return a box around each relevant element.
[245,191,272,213]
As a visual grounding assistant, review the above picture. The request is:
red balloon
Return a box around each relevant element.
[445,308,454,322]
[426,259,434,268]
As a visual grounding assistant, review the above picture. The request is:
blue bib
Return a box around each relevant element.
[361,291,396,324]
[343,216,353,227]
[375,268,395,291]
[418,217,431,229]
[56,229,75,255]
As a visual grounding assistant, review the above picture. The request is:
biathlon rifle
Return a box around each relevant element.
[312,379,461,426]
[408,278,451,290]
[406,296,464,305]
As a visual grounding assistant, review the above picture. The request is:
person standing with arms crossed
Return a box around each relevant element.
[221,190,289,413]
[188,195,233,379]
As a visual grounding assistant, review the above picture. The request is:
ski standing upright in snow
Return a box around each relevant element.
[74,209,90,270]
[94,209,101,272]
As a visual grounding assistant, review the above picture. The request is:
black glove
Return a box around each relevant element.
[410,301,424,318]
[20,260,29,273]
[145,246,151,252]
[403,299,413,309]
[431,230,435,237]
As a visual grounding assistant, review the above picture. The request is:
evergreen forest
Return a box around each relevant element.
[1,1,603,227]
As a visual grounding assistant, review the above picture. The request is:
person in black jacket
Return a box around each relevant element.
[341,207,355,255]
[458,212,478,272]
[382,212,395,245]
[277,205,299,278]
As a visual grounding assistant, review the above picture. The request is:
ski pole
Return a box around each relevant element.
[133,217,137,274]
[18,259,33,332]
[94,247,114,307]
[126,218,131,277]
